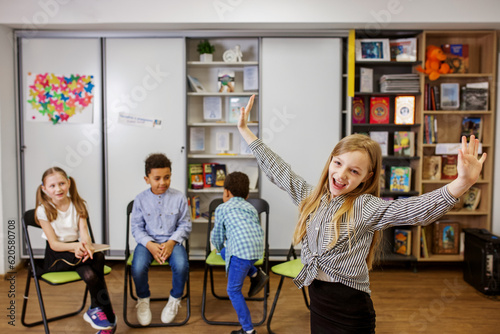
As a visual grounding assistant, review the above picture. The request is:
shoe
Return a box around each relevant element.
[161,294,181,323]
[96,323,117,334]
[83,306,113,330]
[248,268,269,297]
[136,297,152,326]
[231,328,256,334]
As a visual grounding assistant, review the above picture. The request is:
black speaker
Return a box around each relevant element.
[463,228,500,295]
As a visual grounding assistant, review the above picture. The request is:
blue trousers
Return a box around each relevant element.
[131,242,189,299]
[221,248,257,331]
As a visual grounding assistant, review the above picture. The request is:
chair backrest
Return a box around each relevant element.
[206,198,270,271]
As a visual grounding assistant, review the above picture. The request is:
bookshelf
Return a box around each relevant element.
[417,30,497,263]
[185,37,261,259]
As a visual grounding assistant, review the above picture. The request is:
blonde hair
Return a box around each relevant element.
[35,167,88,225]
[292,134,382,269]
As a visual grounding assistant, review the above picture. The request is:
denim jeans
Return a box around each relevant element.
[131,242,189,299]
[221,248,257,331]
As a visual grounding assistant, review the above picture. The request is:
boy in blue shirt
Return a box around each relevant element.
[211,171,269,334]
[131,153,191,326]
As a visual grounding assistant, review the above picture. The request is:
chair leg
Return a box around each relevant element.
[266,276,286,334]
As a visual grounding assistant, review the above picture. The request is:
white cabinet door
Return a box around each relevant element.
[21,38,103,251]
[106,38,186,256]
[261,38,342,251]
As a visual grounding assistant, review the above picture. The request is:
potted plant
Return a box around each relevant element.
[197,40,215,62]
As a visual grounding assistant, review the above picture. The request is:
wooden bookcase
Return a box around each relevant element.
[416,30,497,262]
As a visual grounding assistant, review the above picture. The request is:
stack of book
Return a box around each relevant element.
[379,73,419,93]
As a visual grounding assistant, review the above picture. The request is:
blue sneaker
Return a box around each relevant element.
[83,307,113,330]
[96,323,117,334]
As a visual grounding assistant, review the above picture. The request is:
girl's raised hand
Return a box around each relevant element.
[237,94,255,131]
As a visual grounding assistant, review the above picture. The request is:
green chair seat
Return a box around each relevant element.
[271,258,303,278]
[205,249,264,266]
[126,252,169,266]
[41,265,112,285]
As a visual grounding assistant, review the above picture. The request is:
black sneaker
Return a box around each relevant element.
[231,329,256,334]
[248,268,269,297]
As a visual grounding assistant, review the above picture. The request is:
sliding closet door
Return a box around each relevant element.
[20,38,103,251]
[105,38,186,255]
[261,38,342,251]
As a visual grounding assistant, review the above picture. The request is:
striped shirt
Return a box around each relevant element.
[211,196,264,272]
[249,139,458,294]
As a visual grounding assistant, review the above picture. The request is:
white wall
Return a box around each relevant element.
[1,0,500,273]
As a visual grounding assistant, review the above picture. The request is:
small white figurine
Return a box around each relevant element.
[223,45,243,63]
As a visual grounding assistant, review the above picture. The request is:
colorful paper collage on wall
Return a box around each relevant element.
[26,72,94,124]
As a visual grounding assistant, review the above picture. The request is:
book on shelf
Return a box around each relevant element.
[433,221,460,254]
[379,73,419,93]
[441,44,469,73]
[215,132,230,152]
[212,164,227,187]
[188,163,204,189]
[189,127,205,152]
[464,82,488,111]
[379,166,386,191]
[218,69,235,93]
[187,75,206,93]
[422,155,442,180]
[370,131,388,156]
[394,96,415,125]
[423,115,438,144]
[243,66,258,91]
[191,195,200,220]
[463,186,481,211]
[203,163,214,188]
[430,85,440,110]
[441,155,458,180]
[352,96,366,124]
[360,67,373,93]
[227,96,251,123]
[389,38,417,62]
[440,83,460,110]
[389,166,411,192]
[461,116,482,142]
[369,97,390,124]
[203,96,222,121]
[394,228,412,255]
[393,131,415,157]
[421,227,430,258]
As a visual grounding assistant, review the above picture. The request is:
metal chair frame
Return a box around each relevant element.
[201,198,270,326]
[123,200,191,328]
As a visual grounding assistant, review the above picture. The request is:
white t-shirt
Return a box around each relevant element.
[36,201,80,242]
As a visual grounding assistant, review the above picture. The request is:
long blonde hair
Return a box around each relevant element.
[35,167,88,225]
[293,134,382,269]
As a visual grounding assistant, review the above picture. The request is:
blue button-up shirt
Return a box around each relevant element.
[131,187,192,247]
[211,197,264,271]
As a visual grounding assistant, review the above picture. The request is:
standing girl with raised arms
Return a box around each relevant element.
[35,167,116,333]
[238,95,485,333]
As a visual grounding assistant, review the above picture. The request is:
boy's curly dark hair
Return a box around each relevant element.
[224,171,249,199]
[145,153,171,176]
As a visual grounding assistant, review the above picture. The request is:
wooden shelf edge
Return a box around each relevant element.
[417,254,464,262]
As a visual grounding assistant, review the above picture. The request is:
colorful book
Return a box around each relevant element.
[461,117,482,142]
[191,195,200,220]
[370,131,388,156]
[188,163,204,189]
[393,131,415,157]
[369,97,390,124]
[203,163,214,188]
[441,155,458,180]
[394,228,412,255]
[212,164,227,187]
[433,221,460,254]
[218,70,235,93]
[352,97,366,124]
[441,44,469,73]
[422,156,442,180]
[394,96,415,124]
[389,166,411,192]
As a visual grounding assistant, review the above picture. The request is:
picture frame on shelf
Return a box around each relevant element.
[203,96,222,121]
[187,74,206,93]
[189,127,205,152]
[215,132,230,152]
[356,38,391,61]
[389,38,417,62]
[227,96,250,123]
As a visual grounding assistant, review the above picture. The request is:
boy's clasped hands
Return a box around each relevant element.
[146,239,176,264]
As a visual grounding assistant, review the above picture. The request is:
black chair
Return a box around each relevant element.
[21,209,112,334]
[201,198,270,326]
[266,244,309,334]
[123,200,191,327]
